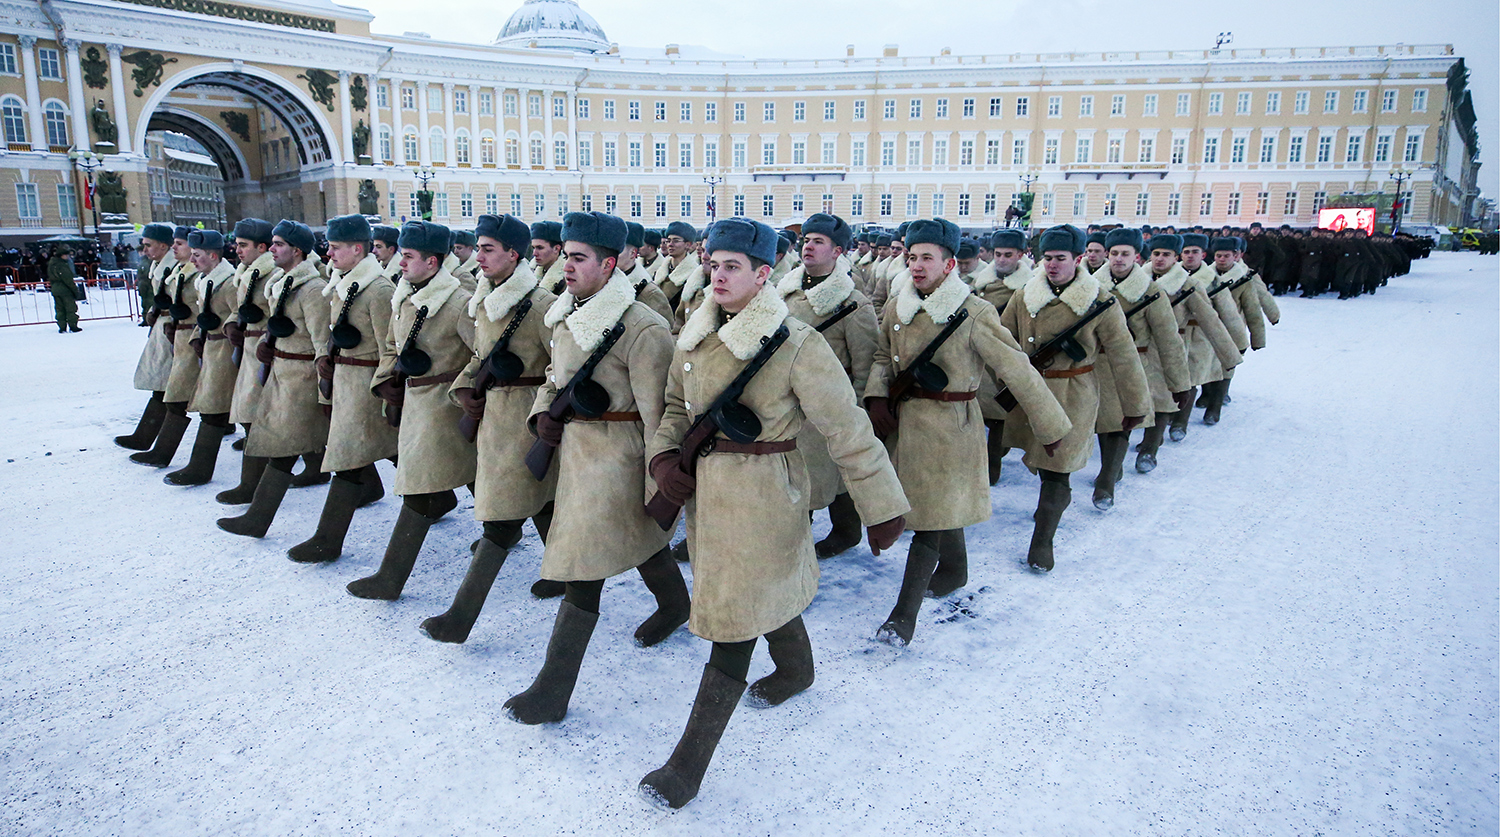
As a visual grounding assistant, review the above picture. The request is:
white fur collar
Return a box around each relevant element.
[677,263,708,306]
[192,258,235,298]
[1023,265,1101,317]
[678,280,789,360]
[232,251,277,305]
[893,269,972,326]
[1098,262,1152,303]
[170,261,199,291]
[625,261,652,288]
[653,251,699,287]
[967,261,999,292]
[1001,266,1030,291]
[1211,261,1247,289]
[544,269,636,352]
[148,252,178,291]
[265,258,320,302]
[392,269,461,315]
[474,260,539,322]
[1185,263,1217,292]
[1152,263,1189,295]
[324,254,382,302]
[459,255,479,277]
[380,258,402,280]
[777,261,855,316]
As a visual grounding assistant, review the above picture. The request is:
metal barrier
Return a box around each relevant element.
[0,271,143,327]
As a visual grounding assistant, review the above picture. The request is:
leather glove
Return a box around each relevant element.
[163,322,176,342]
[1044,440,1061,457]
[321,403,333,418]
[373,378,405,406]
[867,515,905,556]
[534,411,565,446]
[866,396,898,439]
[649,451,696,506]
[1172,390,1193,411]
[223,321,244,348]
[1121,415,1144,432]
[190,337,204,359]
[315,354,334,381]
[144,310,159,327]
[254,339,275,365]
[453,387,486,421]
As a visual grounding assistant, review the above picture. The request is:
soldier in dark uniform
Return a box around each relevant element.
[47,246,81,333]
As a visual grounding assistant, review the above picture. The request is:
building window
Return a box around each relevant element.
[932,192,945,216]
[1316,135,1333,163]
[376,83,389,109]
[853,100,866,120]
[629,194,642,217]
[704,139,717,168]
[403,130,419,162]
[936,98,949,119]
[792,140,806,165]
[1199,192,1214,217]
[530,137,544,166]
[880,193,892,216]
[1207,92,1223,115]
[1103,192,1117,216]
[1041,192,1054,216]
[1227,192,1241,216]
[733,102,746,122]
[822,139,836,165]
[401,87,416,110]
[1255,191,1269,215]
[1288,135,1304,163]
[1072,191,1086,217]
[1107,138,1122,163]
[507,193,520,215]
[604,194,616,214]
[1381,90,1398,113]
[1016,97,1029,117]
[1266,91,1281,115]
[792,193,805,214]
[985,97,1002,118]
[851,139,865,167]
[1110,94,1125,116]
[1345,134,1363,162]
[434,192,450,217]
[531,192,543,216]
[602,139,616,168]
[959,139,974,166]
[1404,133,1422,162]
[1374,133,1392,163]
[764,101,776,122]
[57,182,77,220]
[1044,137,1059,164]
[485,192,498,214]
[906,138,922,166]
[454,90,468,114]
[460,191,474,217]
[1284,193,1298,216]
[1079,95,1093,117]
[681,194,692,217]
[628,100,640,121]
[529,94,542,118]
[654,101,666,121]
[555,139,568,167]
[43,102,67,147]
[958,193,971,216]
[761,193,774,217]
[1230,136,1246,164]
[881,139,895,166]
[1139,137,1155,163]
[1135,191,1149,217]
[576,139,590,167]
[794,101,806,122]
[1011,137,1027,165]
[851,192,864,216]
[601,99,614,120]
[1203,136,1219,164]
[1047,95,1061,117]
[762,139,776,165]
[1352,90,1368,114]
[904,192,917,216]
[985,138,1000,165]
[1294,91,1309,115]
[883,99,896,120]
[1142,94,1158,117]
[679,140,693,168]
[628,140,642,167]
[732,140,746,168]
[428,87,443,112]
[962,98,975,118]
[0,43,16,75]
[1323,91,1338,113]
[558,193,570,216]
[455,132,470,164]
[380,127,393,161]
[1176,93,1191,116]
[1075,136,1092,163]
[1168,191,1181,216]
[654,140,667,168]
[678,101,691,122]
[655,194,667,217]
[498,92,515,117]
[1312,191,1326,213]
[1236,91,1251,115]
[37,48,61,80]
[932,138,947,166]
[1412,89,1427,112]
[984,193,997,215]
[823,100,836,121]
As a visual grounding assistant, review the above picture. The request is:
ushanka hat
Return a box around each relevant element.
[1104,228,1144,253]
[624,221,646,248]
[664,221,698,242]
[372,225,400,247]
[561,211,627,253]
[1209,236,1239,254]
[903,218,962,257]
[232,217,273,245]
[273,219,316,256]
[452,229,478,248]
[141,223,174,245]
[326,214,371,244]
[529,221,563,244]
[397,220,451,254]
[187,229,224,250]
[1180,233,1210,251]
[1039,224,1088,255]
[706,217,778,265]
[802,213,853,250]
[475,214,531,256]
[1149,234,1183,254]
[990,229,1027,251]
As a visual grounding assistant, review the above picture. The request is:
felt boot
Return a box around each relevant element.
[1169,387,1195,442]
[290,450,330,487]
[875,533,942,647]
[216,463,293,537]
[130,409,190,468]
[288,472,365,563]
[163,418,230,486]
[216,454,269,505]
[634,547,691,647]
[1203,380,1226,426]
[639,664,748,809]
[814,492,862,559]
[346,502,435,600]
[1092,432,1130,510]
[1028,472,1072,572]
[115,393,166,451]
[1135,416,1168,473]
[503,601,598,724]
[746,617,814,708]
[985,419,1006,485]
[421,536,510,644]
[926,528,968,598]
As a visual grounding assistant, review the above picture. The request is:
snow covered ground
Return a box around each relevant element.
[1,252,1495,835]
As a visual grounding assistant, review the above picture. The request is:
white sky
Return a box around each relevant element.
[354,0,1498,198]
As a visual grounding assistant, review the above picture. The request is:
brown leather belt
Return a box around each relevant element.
[1043,365,1094,379]
[1137,346,1150,354]
[1186,319,1200,327]
[274,349,315,361]
[244,329,266,338]
[910,388,977,402]
[574,411,641,422]
[407,369,461,388]
[495,376,545,387]
[709,439,797,455]
[335,356,380,368]
[206,333,228,341]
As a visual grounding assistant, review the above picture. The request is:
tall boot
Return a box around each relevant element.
[421,536,511,644]
[634,547,691,647]
[746,617,814,708]
[640,664,748,809]
[231,423,249,452]
[1202,380,1226,426]
[1221,378,1233,406]
[1169,387,1195,442]
[985,419,1006,486]
[115,392,166,451]
[346,502,435,600]
[670,540,690,562]
[290,450,330,488]
[288,473,365,563]
[1092,432,1130,511]
[1027,472,1072,573]
[216,455,269,505]
[503,601,599,724]
[528,503,565,599]
[814,492,862,559]
[130,409,190,468]
[164,418,230,486]
[927,528,968,598]
[875,532,942,647]
[356,463,385,508]
[216,462,293,538]
[1135,416,1168,473]
[424,488,459,521]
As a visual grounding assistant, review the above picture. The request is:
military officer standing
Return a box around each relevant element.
[115,223,178,452]
[46,246,81,333]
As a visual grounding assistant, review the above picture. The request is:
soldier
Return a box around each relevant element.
[448,229,480,285]
[672,251,711,331]
[285,214,398,562]
[503,211,690,725]
[1166,233,1247,442]
[164,230,237,487]
[1199,237,1267,426]
[868,231,907,312]
[621,221,675,323]
[46,246,81,333]
[638,228,661,274]
[218,218,280,497]
[349,221,477,601]
[852,231,876,292]
[131,228,202,469]
[977,236,994,265]
[530,221,566,294]
[427,213,560,642]
[652,221,701,311]
[1082,231,1108,276]
[954,237,982,281]
[775,212,880,559]
[115,224,178,452]
[639,217,907,809]
[969,229,1034,484]
[768,230,797,283]
[866,219,1072,645]
[1088,228,1189,509]
[999,224,1150,572]
[372,225,402,280]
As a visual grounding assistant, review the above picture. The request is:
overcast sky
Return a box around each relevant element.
[354,0,1498,198]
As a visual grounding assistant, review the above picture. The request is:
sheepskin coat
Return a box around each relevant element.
[450,262,559,522]
[651,282,909,643]
[1091,263,1191,427]
[320,254,398,473]
[625,262,676,325]
[869,270,1072,530]
[651,251,700,309]
[228,251,279,425]
[530,271,674,582]
[1184,263,1250,384]
[245,259,330,458]
[778,260,880,509]
[1150,263,1244,389]
[371,269,477,496]
[969,263,1031,421]
[132,253,177,392]
[186,259,238,415]
[998,267,1151,474]
[162,262,202,404]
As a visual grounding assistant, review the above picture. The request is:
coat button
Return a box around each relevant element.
[893,355,900,363]
[685,401,692,411]
[550,375,556,383]
[1028,336,1035,343]
[893,324,900,331]
[549,340,554,347]
[684,362,692,371]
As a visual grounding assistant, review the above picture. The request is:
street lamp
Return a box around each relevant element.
[703,175,725,222]
[414,165,437,221]
[68,148,103,237]
[1010,168,1040,229]
[1388,166,1411,234]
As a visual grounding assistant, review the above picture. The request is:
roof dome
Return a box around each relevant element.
[495,0,610,53]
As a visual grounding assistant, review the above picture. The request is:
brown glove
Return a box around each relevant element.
[866,396,898,439]
[315,354,334,381]
[534,411,565,446]
[453,387,486,421]
[190,337,204,359]
[254,339,274,365]
[1172,390,1193,410]
[163,322,177,342]
[223,321,244,348]
[144,310,159,327]
[1121,415,1144,432]
[649,451,696,506]
[373,378,405,406]
[867,515,905,556]
[1044,440,1061,457]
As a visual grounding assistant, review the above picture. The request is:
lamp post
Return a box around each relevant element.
[703,174,725,222]
[67,147,103,237]
[1388,166,1411,234]
[414,165,437,221]
[1011,168,1040,229]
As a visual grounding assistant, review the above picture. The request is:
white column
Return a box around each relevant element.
[443,82,456,166]
[367,73,382,163]
[337,70,354,163]
[417,82,431,166]
[391,77,406,166]
[17,35,43,149]
[543,88,555,167]
[105,45,131,153]
[518,88,530,166]
[565,90,577,171]
[467,84,479,165]
[62,40,89,154]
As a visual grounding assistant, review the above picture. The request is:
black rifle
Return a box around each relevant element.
[229,269,263,367]
[997,296,1117,411]
[644,324,790,529]
[384,305,430,429]
[1170,287,1196,307]
[458,295,535,443]
[815,301,857,333]
[256,277,297,386]
[319,281,362,401]
[524,321,627,480]
[1121,292,1160,321]
[886,308,971,407]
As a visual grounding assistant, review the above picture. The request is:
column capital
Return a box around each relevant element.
[442,81,454,92]
[17,34,36,49]
[61,38,82,52]
[106,43,124,57]
[338,69,350,80]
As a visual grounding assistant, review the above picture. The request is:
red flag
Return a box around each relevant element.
[83,179,94,211]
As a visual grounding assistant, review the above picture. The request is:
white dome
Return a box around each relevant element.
[495,0,610,53]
